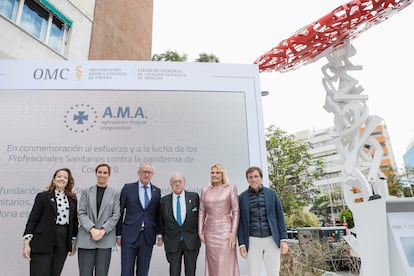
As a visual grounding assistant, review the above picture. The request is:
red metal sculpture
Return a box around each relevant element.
[255,0,412,72]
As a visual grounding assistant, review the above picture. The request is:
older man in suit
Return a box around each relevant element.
[77,163,120,276]
[116,163,161,276]
[158,173,201,276]
[238,166,289,276]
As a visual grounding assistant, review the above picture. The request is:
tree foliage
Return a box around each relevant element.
[403,186,414,197]
[310,186,344,225]
[194,53,220,63]
[393,167,414,197]
[151,51,220,63]
[309,195,330,221]
[383,165,404,197]
[151,50,188,62]
[339,208,354,228]
[266,125,324,216]
[286,209,320,228]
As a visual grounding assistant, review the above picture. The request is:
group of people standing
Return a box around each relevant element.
[23,164,120,276]
[22,163,289,276]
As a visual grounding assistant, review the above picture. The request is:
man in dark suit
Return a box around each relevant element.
[158,172,201,276]
[238,166,289,276]
[116,163,161,276]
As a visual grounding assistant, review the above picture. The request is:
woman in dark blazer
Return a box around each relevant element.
[23,168,78,276]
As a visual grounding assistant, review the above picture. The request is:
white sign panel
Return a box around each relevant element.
[387,212,414,275]
[0,61,265,275]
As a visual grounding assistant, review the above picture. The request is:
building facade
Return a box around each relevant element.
[402,137,414,193]
[403,138,414,169]
[0,0,153,60]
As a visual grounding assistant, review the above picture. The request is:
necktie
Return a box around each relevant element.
[177,195,183,241]
[143,186,149,208]
[176,195,182,226]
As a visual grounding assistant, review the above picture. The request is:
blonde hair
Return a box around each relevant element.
[210,163,230,186]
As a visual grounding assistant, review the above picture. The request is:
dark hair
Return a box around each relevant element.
[47,168,77,200]
[245,166,263,179]
[95,163,111,176]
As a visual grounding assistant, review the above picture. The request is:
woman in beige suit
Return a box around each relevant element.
[77,163,121,276]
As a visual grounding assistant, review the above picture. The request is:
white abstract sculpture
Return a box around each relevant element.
[322,39,390,275]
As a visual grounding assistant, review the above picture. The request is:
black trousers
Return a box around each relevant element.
[166,240,199,276]
[30,224,69,276]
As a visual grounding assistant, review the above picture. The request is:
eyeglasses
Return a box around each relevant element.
[140,171,153,175]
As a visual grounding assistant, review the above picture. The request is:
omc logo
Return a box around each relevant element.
[33,68,70,80]
[64,104,98,133]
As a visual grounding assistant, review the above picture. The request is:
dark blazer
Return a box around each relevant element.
[159,191,201,252]
[116,182,161,246]
[23,191,78,253]
[238,186,288,250]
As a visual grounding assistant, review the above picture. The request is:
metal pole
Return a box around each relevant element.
[328,183,335,226]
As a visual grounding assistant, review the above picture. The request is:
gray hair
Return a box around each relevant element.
[170,172,186,184]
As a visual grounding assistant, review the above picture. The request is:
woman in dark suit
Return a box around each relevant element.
[23,168,78,276]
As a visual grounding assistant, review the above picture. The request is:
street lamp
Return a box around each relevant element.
[328,184,336,226]
[326,175,336,226]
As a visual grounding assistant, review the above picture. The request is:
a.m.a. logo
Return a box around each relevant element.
[64,104,98,133]
[102,106,146,119]
[100,106,148,131]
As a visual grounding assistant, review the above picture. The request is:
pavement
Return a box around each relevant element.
[320,271,359,276]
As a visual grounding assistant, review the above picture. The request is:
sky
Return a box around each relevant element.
[151,0,414,169]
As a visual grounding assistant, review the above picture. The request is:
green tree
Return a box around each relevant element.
[309,194,330,222]
[339,208,354,228]
[266,125,324,216]
[310,186,345,226]
[286,208,320,228]
[151,51,220,63]
[397,167,413,197]
[194,53,220,63]
[151,50,187,62]
[403,186,414,197]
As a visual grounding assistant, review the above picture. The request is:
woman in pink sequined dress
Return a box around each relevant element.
[198,164,240,276]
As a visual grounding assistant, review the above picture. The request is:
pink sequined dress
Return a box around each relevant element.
[199,184,240,276]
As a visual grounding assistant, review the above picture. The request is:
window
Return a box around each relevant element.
[48,15,65,52]
[0,0,71,55]
[0,0,19,20]
[20,0,49,40]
